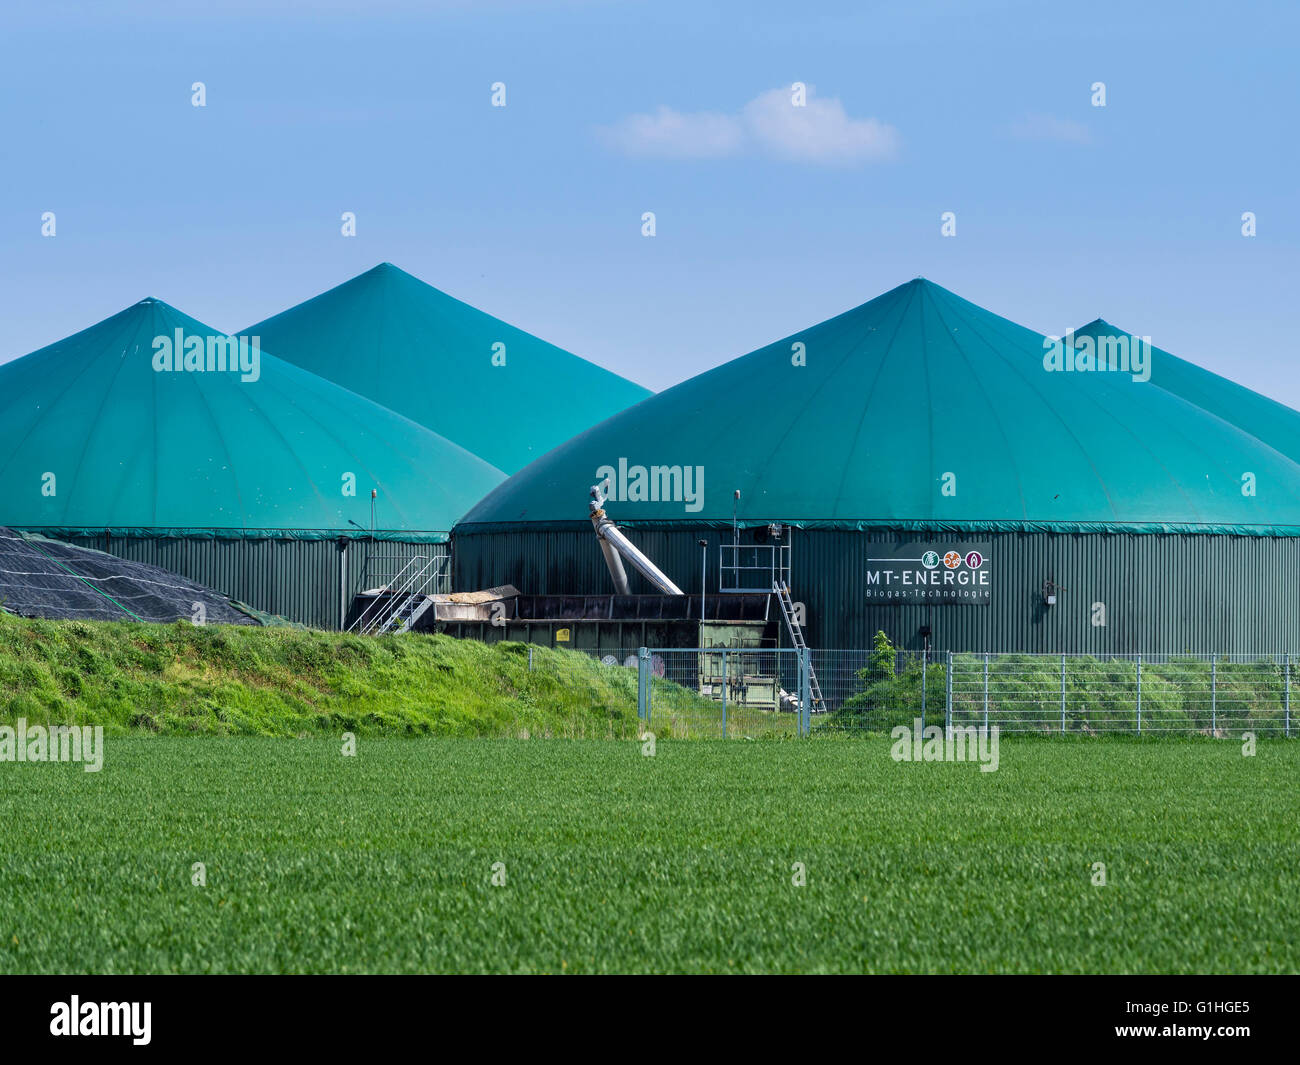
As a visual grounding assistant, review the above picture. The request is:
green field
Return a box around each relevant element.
[1,735,1296,974]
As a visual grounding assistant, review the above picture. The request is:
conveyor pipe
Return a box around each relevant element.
[590,479,684,596]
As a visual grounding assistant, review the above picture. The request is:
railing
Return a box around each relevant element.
[347,555,446,635]
[356,551,447,594]
[718,542,790,593]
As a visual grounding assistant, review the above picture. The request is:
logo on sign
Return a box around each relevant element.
[864,543,993,605]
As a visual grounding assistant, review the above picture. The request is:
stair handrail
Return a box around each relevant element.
[368,555,445,635]
[373,558,444,635]
[347,555,428,635]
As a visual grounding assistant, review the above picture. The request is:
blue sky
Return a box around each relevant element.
[2,0,1297,400]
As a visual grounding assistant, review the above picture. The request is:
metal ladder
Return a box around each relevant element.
[774,580,823,712]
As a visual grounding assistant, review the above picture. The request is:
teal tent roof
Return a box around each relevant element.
[1069,318,1300,466]
[244,263,652,474]
[0,299,505,539]
[458,279,1300,535]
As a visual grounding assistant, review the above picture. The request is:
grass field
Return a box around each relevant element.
[1,735,1297,974]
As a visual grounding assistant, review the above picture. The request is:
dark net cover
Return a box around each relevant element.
[0,528,257,626]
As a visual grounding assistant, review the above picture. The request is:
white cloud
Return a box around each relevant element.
[599,86,899,166]
[1008,113,1093,145]
[742,87,899,164]
[597,106,745,159]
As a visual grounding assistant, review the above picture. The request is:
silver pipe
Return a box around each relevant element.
[593,513,684,596]
[598,535,631,595]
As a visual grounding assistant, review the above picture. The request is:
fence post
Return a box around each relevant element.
[721,649,728,738]
[637,647,650,723]
[921,650,928,729]
[1060,653,1067,734]
[944,650,953,736]
[1136,654,1142,735]
[528,646,534,672]
[1286,653,1291,739]
[983,652,990,736]
[1211,657,1216,734]
[799,648,811,738]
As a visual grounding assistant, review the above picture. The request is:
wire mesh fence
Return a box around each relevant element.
[543,645,1299,738]
[643,647,804,737]
[402,640,1298,740]
[497,645,804,739]
[809,650,1294,737]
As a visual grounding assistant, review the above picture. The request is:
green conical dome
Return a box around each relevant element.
[0,298,504,537]
[244,263,652,474]
[459,279,1300,533]
[1069,318,1300,466]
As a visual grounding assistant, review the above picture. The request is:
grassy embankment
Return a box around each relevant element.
[0,613,722,738]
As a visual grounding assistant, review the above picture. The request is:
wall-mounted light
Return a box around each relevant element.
[1042,579,1065,606]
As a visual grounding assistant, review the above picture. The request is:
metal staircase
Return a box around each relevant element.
[774,579,824,712]
[372,592,436,635]
[348,555,445,636]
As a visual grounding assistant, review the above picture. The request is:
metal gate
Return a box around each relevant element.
[636,647,813,737]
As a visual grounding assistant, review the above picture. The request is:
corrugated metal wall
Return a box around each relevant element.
[56,534,448,629]
[453,526,1300,653]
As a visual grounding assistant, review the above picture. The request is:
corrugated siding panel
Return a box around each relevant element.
[453,527,1300,654]
[57,535,447,630]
